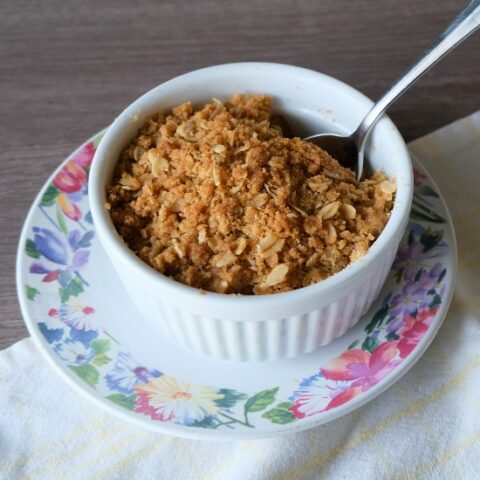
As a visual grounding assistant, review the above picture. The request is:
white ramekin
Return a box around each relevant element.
[89,63,413,362]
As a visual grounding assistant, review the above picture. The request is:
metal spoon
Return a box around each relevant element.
[305,0,480,179]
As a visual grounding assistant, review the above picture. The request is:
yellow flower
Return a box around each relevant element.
[135,375,223,423]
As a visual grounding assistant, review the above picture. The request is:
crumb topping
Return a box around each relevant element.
[107,95,396,294]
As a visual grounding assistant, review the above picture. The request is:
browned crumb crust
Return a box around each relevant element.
[106,95,396,294]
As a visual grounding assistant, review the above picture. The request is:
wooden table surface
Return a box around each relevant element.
[1,0,479,350]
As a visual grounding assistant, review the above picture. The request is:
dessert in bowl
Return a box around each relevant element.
[89,63,413,362]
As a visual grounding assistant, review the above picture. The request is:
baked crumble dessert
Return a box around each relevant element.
[106,95,396,294]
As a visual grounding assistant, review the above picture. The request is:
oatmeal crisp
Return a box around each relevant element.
[107,95,396,294]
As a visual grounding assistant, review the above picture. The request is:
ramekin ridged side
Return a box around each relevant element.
[104,234,401,361]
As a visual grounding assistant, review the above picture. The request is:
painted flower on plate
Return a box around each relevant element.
[53,159,88,194]
[392,241,424,279]
[56,340,95,366]
[134,375,223,424]
[321,342,401,390]
[397,307,438,358]
[105,352,161,395]
[38,319,64,344]
[71,141,95,169]
[291,342,401,418]
[57,193,83,221]
[290,373,360,419]
[58,298,96,331]
[51,142,94,220]
[417,263,444,292]
[390,280,427,319]
[29,227,89,284]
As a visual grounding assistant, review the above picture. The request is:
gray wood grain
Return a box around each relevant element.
[1,0,479,349]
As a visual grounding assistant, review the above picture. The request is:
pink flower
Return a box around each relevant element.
[290,373,362,418]
[323,385,362,411]
[290,342,402,418]
[397,307,437,358]
[53,161,88,194]
[52,141,94,195]
[321,342,401,392]
[51,142,95,219]
[71,142,95,168]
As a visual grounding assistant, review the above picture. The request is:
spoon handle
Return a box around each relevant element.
[355,0,480,147]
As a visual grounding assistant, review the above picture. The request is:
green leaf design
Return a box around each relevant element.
[25,239,40,258]
[430,294,442,309]
[244,387,279,414]
[438,268,447,283]
[26,285,39,301]
[365,306,388,334]
[91,339,111,354]
[393,268,404,284]
[59,277,84,302]
[386,331,400,341]
[421,229,443,252]
[41,184,59,206]
[106,393,137,411]
[56,207,68,234]
[262,402,296,424]
[362,336,378,353]
[411,200,445,224]
[92,352,112,367]
[191,416,220,429]
[415,185,439,198]
[71,364,99,388]
[347,340,360,350]
[215,388,248,409]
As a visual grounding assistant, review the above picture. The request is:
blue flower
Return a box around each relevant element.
[29,227,90,284]
[38,322,64,344]
[69,328,98,346]
[105,352,161,395]
[34,227,68,265]
[48,305,98,346]
[56,340,95,366]
[58,297,98,346]
[59,299,96,331]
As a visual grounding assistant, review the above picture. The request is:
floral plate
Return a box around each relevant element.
[16,132,456,440]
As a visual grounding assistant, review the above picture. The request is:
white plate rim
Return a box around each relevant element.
[15,136,457,441]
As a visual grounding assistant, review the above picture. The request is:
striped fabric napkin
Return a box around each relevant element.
[1,112,480,480]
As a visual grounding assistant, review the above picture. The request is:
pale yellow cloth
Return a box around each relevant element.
[1,113,480,479]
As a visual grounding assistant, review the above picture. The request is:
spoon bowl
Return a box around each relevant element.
[304,132,363,178]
